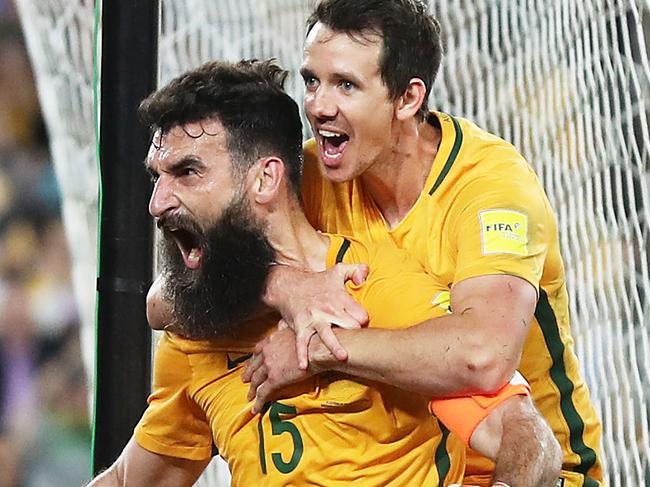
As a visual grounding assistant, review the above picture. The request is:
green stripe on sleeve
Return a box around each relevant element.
[535,290,599,487]
[434,424,451,486]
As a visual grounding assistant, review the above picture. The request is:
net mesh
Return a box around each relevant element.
[16,0,650,485]
[15,0,98,403]
[430,2,650,484]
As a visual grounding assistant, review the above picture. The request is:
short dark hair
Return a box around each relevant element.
[138,59,303,195]
[307,0,443,121]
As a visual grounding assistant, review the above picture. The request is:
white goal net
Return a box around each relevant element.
[16,0,650,485]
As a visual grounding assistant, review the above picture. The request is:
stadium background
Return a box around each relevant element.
[0,3,90,486]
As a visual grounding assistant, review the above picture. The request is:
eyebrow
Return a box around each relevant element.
[299,66,314,79]
[143,155,206,176]
[167,155,206,173]
[300,65,364,86]
[333,69,365,84]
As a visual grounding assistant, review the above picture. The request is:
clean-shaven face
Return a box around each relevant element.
[301,22,398,183]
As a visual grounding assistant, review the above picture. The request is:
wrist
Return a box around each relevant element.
[307,336,339,373]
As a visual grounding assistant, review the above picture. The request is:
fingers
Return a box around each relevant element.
[254,336,270,355]
[241,352,264,383]
[332,306,368,330]
[252,386,270,415]
[351,263,369,285]
[246,364,269,401]
[345,297,369,325]
[295,328,315,370]
[314,323,348,362]
[334,262,369,285]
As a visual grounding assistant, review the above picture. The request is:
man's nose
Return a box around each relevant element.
[148,177,178,218]
[307,86,338,120]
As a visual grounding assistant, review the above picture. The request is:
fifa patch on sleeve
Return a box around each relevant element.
[479,209,528,255]
[431,291,452,314]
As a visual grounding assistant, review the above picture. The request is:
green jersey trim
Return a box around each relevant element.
[429,114,463,195]
[536,289,599,486]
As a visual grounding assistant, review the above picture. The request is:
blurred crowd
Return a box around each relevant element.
[0,3,90,486]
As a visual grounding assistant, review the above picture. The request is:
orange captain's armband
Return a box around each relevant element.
[429,371,530,446]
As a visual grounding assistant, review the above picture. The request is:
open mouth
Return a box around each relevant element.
[160,223,203,270]
[318,129,350,163]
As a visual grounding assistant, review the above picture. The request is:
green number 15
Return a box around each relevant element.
[258,402,304,474]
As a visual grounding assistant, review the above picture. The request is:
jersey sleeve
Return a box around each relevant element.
[429,371,530,446]
[134,333,214,461]
[447,158,555,292]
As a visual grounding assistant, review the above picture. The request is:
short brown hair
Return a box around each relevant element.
[307,0,443,121]
[138,59,304,195]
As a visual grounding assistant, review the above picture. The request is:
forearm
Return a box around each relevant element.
[491,397,562,487]
[87,438,207,487]
[87,464,123,486]
[310,313,519,397]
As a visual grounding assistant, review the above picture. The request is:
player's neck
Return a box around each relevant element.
[265,198,330,272]
[361,117,441,229]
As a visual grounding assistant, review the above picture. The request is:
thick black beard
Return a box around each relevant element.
[159,196,275,340]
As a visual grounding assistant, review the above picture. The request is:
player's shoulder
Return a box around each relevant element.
[436,112,531,175]
[164,332,252,383]
[164,331,229,358]
[431,112,543,202]
[325,233,368,266]
[441,112,516,152]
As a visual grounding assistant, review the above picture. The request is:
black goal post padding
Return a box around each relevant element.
[93,0,159,475]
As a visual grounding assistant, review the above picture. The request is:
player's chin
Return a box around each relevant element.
[324,169,348,183]
[321,160,357,183]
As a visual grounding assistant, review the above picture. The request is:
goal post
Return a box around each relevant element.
[92,0,158,474]
[15,1,650,485]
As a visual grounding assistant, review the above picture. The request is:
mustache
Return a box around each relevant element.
[156,213,202,233]
[158,197,276,340]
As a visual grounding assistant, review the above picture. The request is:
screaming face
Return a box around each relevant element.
[146,120,276,340]
[301,22,397,182]
[158,193,275,340]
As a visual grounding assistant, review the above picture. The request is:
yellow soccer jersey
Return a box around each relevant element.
[135,235,467,486]
[302,112,603,487]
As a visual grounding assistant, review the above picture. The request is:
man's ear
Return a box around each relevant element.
[250,156,285,204]
[395,77,427,121]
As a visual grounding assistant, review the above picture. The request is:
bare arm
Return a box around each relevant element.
[146,275,176,331]
[88,437,209,487]
[262,264,369,367]
[313,274,535,395]
[470,395,562,487]
[247,274,537,404]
